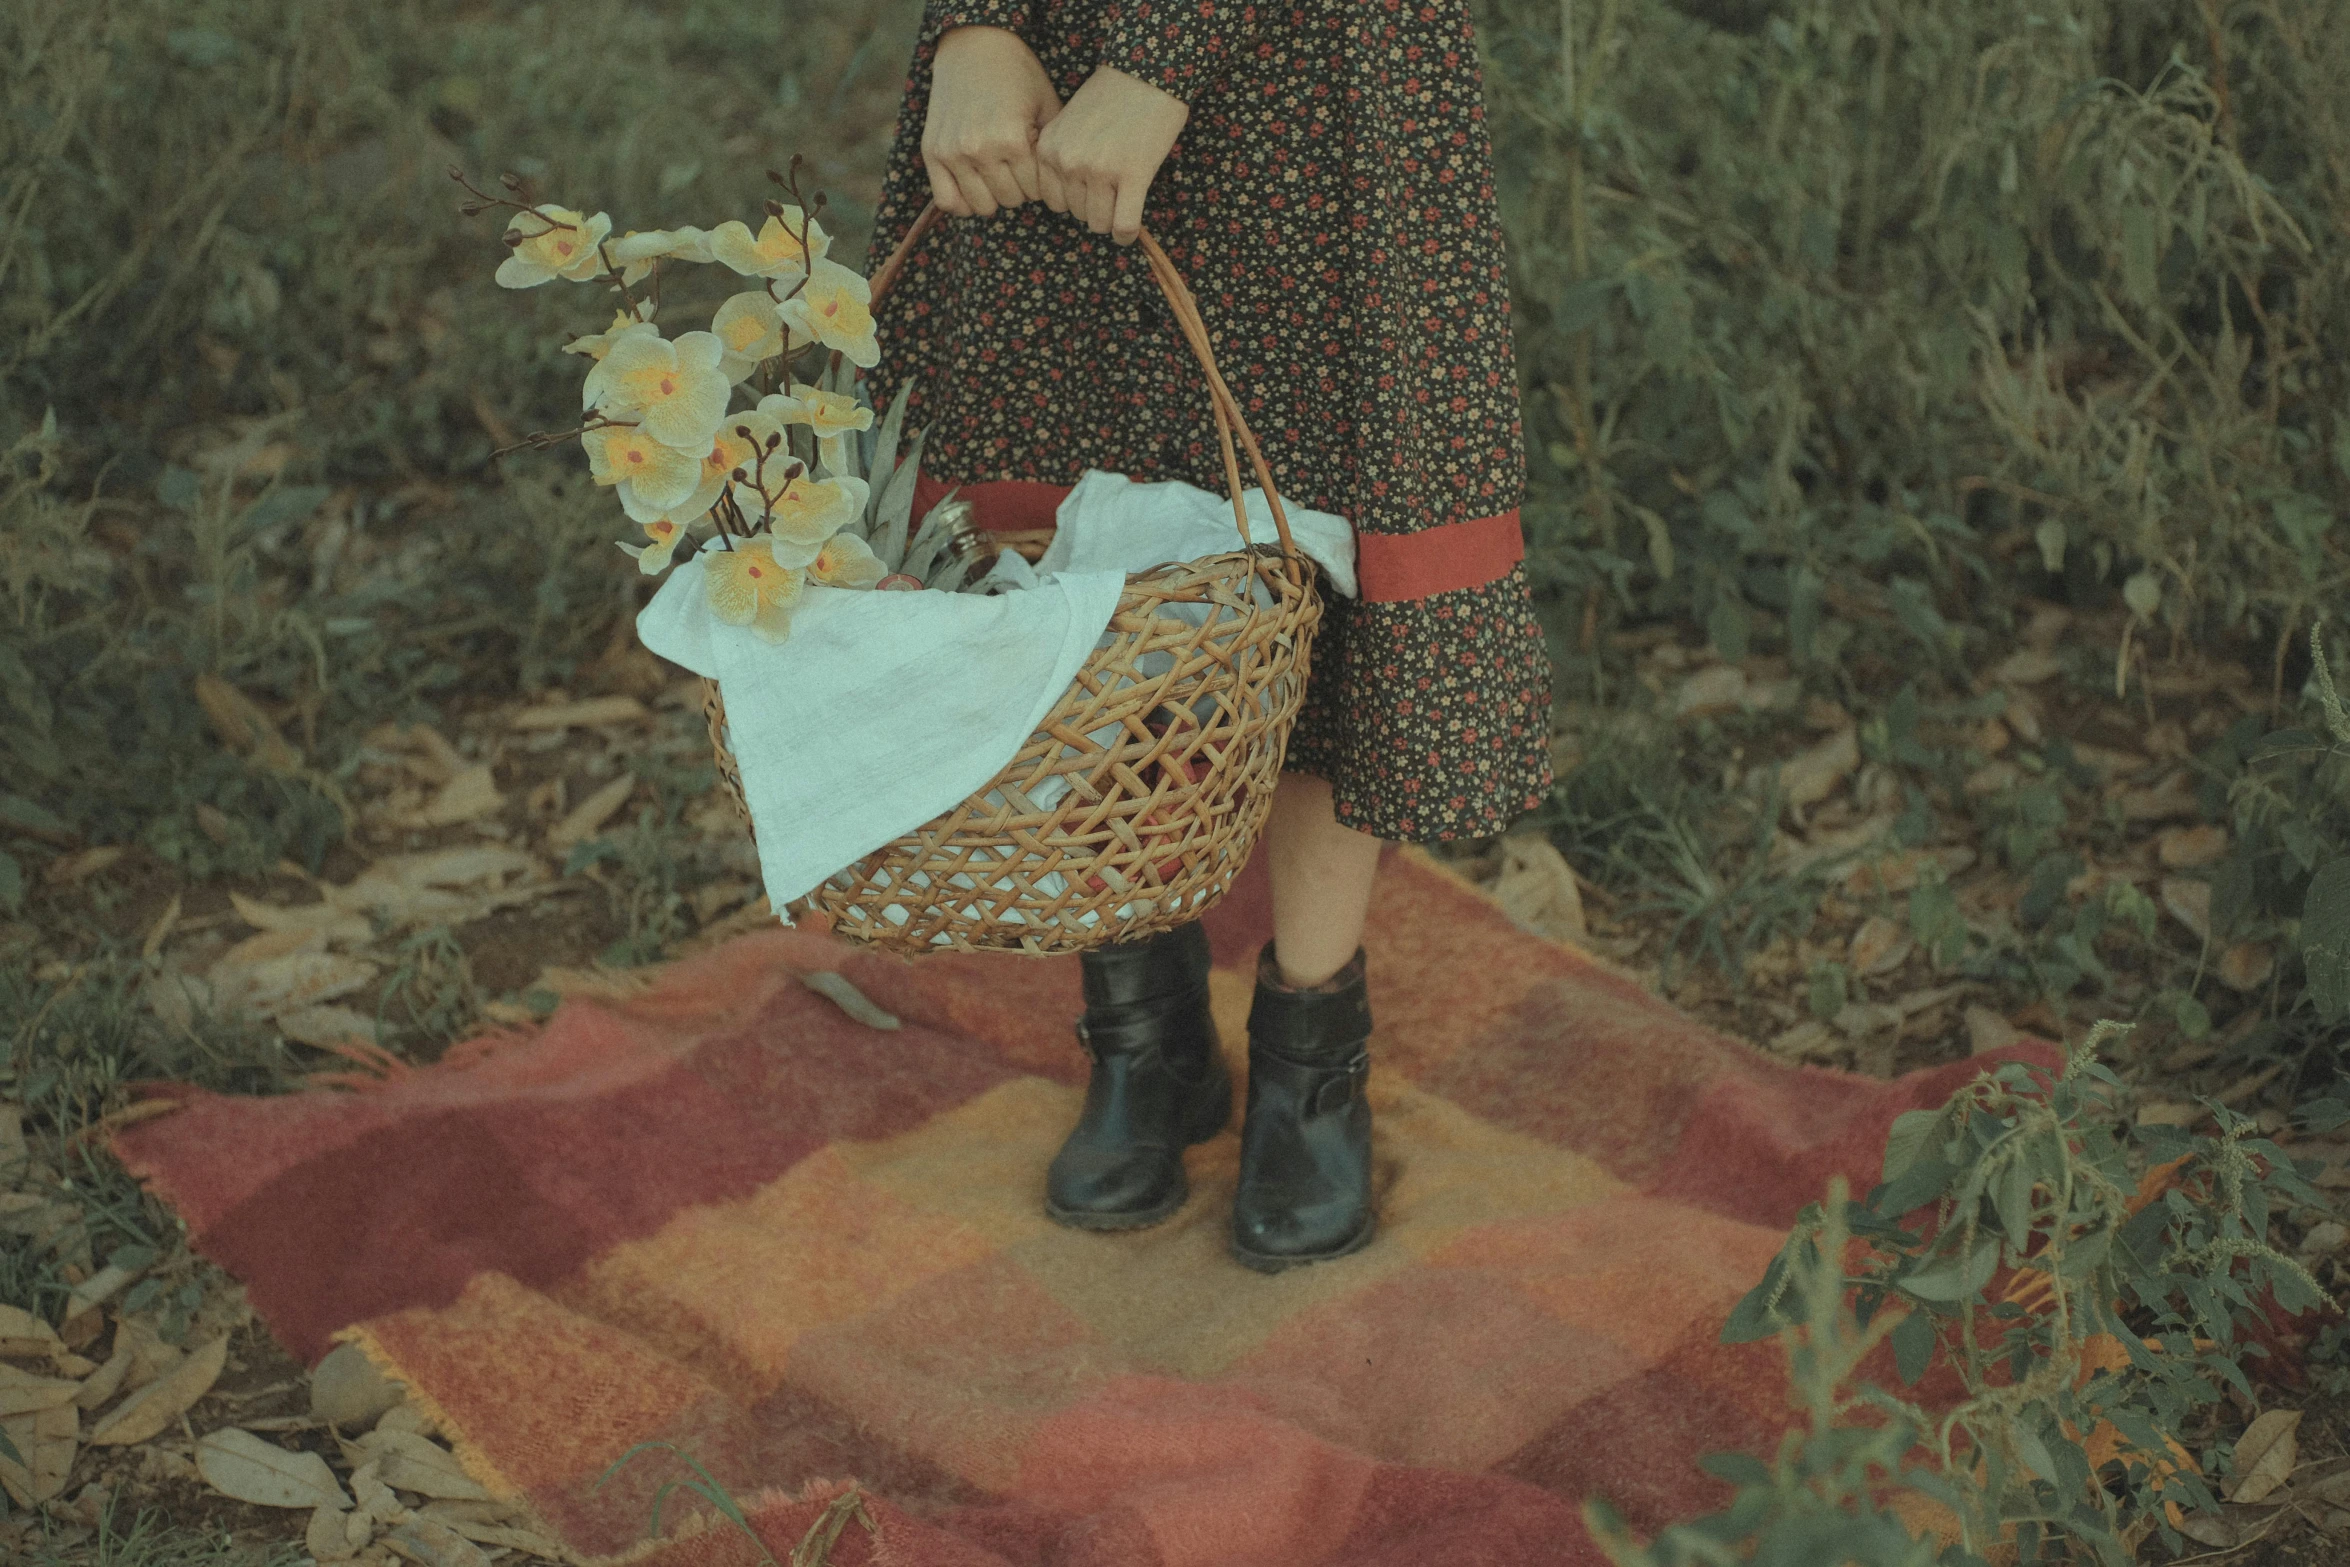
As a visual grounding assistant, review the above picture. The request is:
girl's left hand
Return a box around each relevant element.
[1035,66,1189,246]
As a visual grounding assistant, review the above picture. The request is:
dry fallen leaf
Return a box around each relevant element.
[0,1304,64,1359]
[2119,777,2202,824]
[547,774,636,851]
[141,893,184,960]
[1843,846,1976,897]
[88,1331,230,1445]
[61,1261,141,1342]
[352,1456,410,1524]
[2224,1408,2301,1504]
[144,968,216,1036]
[348,1502,382,1553]
[1670,665,1747,720]
[195,672,303,773]
[72,1336,134,1410]
[2218,943,2275,994]
[215,924,331,972]
[421,1517,563,1555]
[399,765,504,829]
[197,1426,354,1509]
[1965,1006,2022,1056]
[1773,727,1860,812]
[689,878,755,924]
[1990,649,2062,685]
[212,951,381,1021]
[365,722,468,786]
[2064,742,2146,781]
[509,694,649,731]
[2158,824,2230,869]
[2173,1509,2237,1549]
[1962,760,2019,797]
[383,1516,495,1567]
[1490,835,1588,945]
[1848,916,1907,976]
[375,1401,439,1438]
[356,1427,491,1500]
[44,845,126,886]
[328,847,544,929]
[118,1315,188,1392]
[2160,878,2213,945]
[230,891,373,945]
[311,1342,405,1430]
[0,1402,76,1505]
[278,1005,388,1052]
[0,1364,81,1418]
[311,1501,362,1561]
[2299,1221,2349,1258]
[136,1444,200,1487]
[2001,684,2046,745]
[799,971,901,1031]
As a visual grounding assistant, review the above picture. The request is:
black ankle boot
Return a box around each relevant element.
[1045,921,1231,1230]
[1230,942,1376,1272]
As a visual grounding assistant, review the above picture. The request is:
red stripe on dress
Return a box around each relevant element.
[910,474,1525,603]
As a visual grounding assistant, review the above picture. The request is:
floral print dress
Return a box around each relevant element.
[867,0,1554,843]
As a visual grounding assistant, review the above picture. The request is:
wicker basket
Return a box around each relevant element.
[701,204,1323,955]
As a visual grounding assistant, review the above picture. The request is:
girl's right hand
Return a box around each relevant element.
[922,26,1062,219]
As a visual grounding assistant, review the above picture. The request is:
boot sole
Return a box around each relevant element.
[1042,1064,1233,1232]
[1229,1210,1377,1274]
[1045,1186,1188,1231]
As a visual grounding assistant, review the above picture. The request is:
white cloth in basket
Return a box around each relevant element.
[634,470,1357,930]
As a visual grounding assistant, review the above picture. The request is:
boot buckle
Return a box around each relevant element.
[1308,1051,1369,1116]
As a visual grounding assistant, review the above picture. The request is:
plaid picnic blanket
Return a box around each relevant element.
[114,845,2055,1566]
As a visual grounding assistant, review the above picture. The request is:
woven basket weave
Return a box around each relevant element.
[701,203,1322,955]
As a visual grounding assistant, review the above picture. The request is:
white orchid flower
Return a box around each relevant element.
[765,383,874,476]
[582,330,731,451]
[608,226,715,286]
[704,537,804,643]
[496,205,612,287]
[809,531,887,589]
[563,307,659,362]
[583,422,701,517]
[779,258,879,368]
[712,291,806,383]
[709,206,831,279]
[616,511,698,576]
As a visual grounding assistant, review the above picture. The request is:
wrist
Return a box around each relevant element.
[1088,61,1188,114]
[938,24,1025,56]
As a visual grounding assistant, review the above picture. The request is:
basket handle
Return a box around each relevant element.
[863,200,1305,585]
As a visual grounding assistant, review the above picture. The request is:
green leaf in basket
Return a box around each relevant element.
[866,377,916,518]
[870,426,927,570]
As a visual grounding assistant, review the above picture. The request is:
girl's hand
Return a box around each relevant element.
[923,26,1062,218]
[1035,65,1190,246]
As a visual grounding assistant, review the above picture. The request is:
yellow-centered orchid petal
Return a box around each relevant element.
[708,208,831,278]
[496,206,612,288]
[810,531,886,589]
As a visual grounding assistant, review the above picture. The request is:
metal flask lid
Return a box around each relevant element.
[933,500,998,591]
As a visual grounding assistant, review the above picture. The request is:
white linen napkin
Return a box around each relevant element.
[635,470,1357,932]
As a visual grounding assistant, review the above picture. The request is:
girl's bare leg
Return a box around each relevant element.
[1261,771,1383,987]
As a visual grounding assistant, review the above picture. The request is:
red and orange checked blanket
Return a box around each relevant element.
[114,845,2056,1567]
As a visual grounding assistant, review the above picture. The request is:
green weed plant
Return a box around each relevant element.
[1590,1021,2342,1564]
